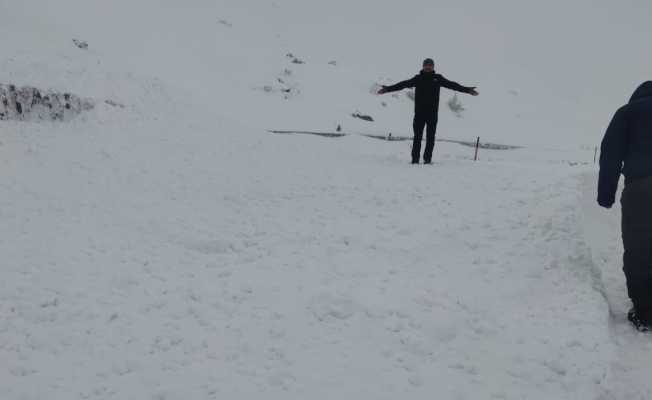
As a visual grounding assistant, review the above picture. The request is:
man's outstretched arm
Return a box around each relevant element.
[378,77,417,94]
[439,75,479,96]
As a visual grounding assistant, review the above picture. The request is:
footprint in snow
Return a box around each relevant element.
[309,293,357,322]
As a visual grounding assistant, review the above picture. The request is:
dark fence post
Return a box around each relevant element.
[594,146,598,164]
[474,137,480,161]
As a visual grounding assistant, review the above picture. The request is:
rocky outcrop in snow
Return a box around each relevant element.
[0,84,94,122]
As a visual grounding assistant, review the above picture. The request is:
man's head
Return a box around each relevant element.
[422,58,435,73]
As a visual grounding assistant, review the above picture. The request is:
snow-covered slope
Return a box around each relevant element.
[1,1,652,399]
[209,0,652,148]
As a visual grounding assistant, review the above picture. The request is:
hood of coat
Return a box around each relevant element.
[630,81,652,103]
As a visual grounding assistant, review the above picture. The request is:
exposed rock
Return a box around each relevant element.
[0,84,94,122]
[286,53,305,64]
[447,94,465,118]
[72,39,88,49]
[351,112,374,122]
[105,99,126,109]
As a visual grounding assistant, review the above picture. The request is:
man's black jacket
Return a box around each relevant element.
[599,81,652,207]
[383,71,473,114]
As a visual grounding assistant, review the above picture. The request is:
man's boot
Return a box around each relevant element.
[628,307,652,332]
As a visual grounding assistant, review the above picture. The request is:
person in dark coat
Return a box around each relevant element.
[378,58,478,164]
[598,81,652,331]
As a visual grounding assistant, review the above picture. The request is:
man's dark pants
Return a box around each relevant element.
[412,113,438,163]
[621,176,652,312]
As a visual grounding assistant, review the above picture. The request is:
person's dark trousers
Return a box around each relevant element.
[412,113,438,163]
[621,176,652,314]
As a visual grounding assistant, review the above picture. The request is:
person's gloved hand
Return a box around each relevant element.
[598,195,615,209]
[468,87,479,96]
[377,86,388,95]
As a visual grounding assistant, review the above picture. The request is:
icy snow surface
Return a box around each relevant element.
[2,0,652,399]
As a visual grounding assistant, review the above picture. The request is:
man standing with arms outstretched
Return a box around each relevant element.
[378,58,479,164]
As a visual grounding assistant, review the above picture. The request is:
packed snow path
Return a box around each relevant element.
[0,119,615,399]
[582,175,652,400]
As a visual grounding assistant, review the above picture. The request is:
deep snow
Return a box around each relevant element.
[1,1,652,399]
